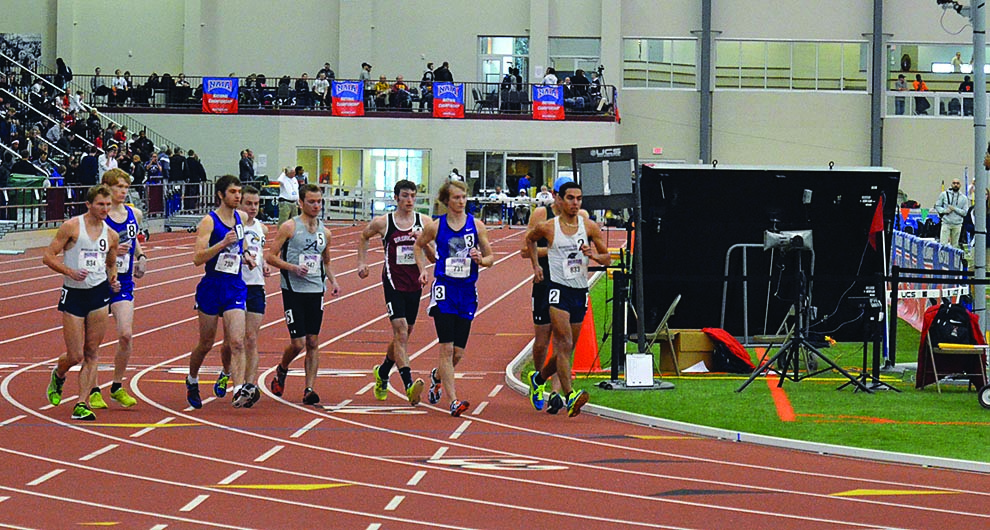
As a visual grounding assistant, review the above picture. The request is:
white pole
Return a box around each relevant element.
[971,3,987,332]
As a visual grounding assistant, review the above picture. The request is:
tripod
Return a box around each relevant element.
[737,250,871,393]
[838,298,900,392]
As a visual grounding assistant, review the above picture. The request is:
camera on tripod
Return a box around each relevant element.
[763,229,813,253]
[596,64,605,75]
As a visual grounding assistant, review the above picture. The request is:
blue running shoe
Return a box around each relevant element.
[214,371,230,398]
[428,368,443,405]
[527,370,545,411]
[566,389,589,418]
[450,400,469,417]
[186,377,202,409]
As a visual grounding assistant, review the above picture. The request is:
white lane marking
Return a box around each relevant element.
[0,414,25,426]
[356,382,375,395]
[131,416,175,438]
[430,447,448,461]
[406,471,427,486]
[79,444,118,461]
[471,401,488,415]
[449,420,472,440]
[383,495,404,511]
[179,494,209,512]
[184,397,216,412]
[290,418,323,438]
[488,385,503,397]
[218,470,246,485]
[254,445,284,462]
[27,469,65,486]
[149,524,168,530]
[365,524,382,530]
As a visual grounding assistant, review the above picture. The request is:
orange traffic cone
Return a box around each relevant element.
[572,300,606,374]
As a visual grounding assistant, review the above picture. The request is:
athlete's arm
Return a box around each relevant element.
[191,214,236,267]
[520,205,547,259]
[105,230,120,291]
[418,213,438,263]
[472,218,495,268]
[43,218,84,280]
[414,218,438,287]
[584,220,612,266]
[524,220,552,283]
[264,219,302,275]
[357,214,387,279]
[132,207,147,278]
[322,227,340,296]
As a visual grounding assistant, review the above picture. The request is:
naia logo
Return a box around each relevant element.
[436,84,461,98]
[335,81,362,95]
[534,86,560,100]
[206,79,234,92]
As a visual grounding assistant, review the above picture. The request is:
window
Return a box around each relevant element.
[479,36,529,85]
[549,37,601,79]
[888,43,990,92]
[369,149,430,212]
[715,39,867,91]
[622,38,697,88]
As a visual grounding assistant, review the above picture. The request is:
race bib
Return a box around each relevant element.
[215,252,241,274]
[81,251,103,273]
[396,245,416,265]
[115,254,130,274]
[563,257,585,280]
[445,256,470,279]
[299,253,321,275]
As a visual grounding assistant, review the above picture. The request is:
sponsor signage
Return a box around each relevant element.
[202,77,238,114]
[532,85,564,120]
[432,82,465,118]
[331,80,365,116]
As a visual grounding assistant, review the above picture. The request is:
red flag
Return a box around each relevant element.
[869,196,884,250]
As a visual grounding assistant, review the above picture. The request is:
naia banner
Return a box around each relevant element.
[432,82,464,118]
[331,80,365,117]
[202,77,238,114]
[532,85,564,120]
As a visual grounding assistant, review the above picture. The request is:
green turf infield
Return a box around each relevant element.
[533,277,990,463]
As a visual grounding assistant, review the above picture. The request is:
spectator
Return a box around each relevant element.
[449,168,464,182]
[159,147,171,181]
[130,154,146,185]
[517,172,531,195]
[111,69,128,106]
[68,91,85,114]
[239,148,254,181]
[296,73,312,109]
[294,165,308,187]
[98,145,119,176]
[912,73,930,115]
[312,72,329,109]
[185,149,207,183]
[390,75,413,109]
[133,129,154,162]
[318,62,336,80]
[373,75,391,108]
[145,152,162,180]
[54,57,73,90]
[11,150,40,176]
[419,62,434,110]
[536,185,553,205]
[434,61,453,82]
[171,147,187,182]
[78,146,99,185]
[91,67,108,99]
[572,69,591,97]
[359,62,373,85]
[542,67,558,85]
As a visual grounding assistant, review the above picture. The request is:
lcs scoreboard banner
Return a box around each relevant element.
[432,82,465,118]
[332,80,365,116]
[202,77,238,114]
[532,85,564,120]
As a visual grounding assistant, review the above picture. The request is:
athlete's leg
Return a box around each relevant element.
[79,306,110,396]
[548,306,575,395]
[243,311,263,386]
[59,313,86,377]
[436,341,457,403]
[222,308,247,388]
[189,312,219,380]
[391,318,411,368]
[109,300,134,385]
[303,334,320,390]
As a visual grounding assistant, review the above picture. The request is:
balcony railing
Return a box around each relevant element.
[885,90,980,118]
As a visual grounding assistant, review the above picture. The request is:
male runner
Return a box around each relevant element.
[84,169,145,410]
[358,179,428,406]
[43,185,120,421]
[268,184,341,405]
[414,180,494,417]
[519,176,588,414]
[220,185,269,407]
[525,181,611,417]
[185,175,255,409]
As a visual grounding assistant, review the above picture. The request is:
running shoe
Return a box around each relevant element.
[406,378,425,406]
[428,368,443,405]
[47,368,65,406]
[244,384,261,408]
[271,365,288,396]
[545,392,564,415]
[88,390,108,410]
[450,400,469,417]
[372,364,388,401]
[214,371,230,398]
[186,377,202,409]
[232,386,253,408]
[71,402,96,421]
[110,387,137,408]
[303,387,320,405]
[527,370,545,411]
[565,389,589,418]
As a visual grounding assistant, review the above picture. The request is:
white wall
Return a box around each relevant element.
[884,117,974,206]
[0,0,56,65]
[616,90,699,162]
[715,1,873,40]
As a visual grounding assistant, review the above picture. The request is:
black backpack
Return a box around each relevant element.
[928,303,974,346]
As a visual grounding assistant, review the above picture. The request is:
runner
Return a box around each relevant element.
[358,180,429,406]
[267,184,341,405]
[524,180,611,417]
[414,180,494,417]
[82,169,146,411]
[519,176,588,414]
[220,185,269,407]
[185,175,254,409]
[43,184,120,421]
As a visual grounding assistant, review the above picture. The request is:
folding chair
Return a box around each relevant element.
[631,294,682,376]
[924,332,989,394]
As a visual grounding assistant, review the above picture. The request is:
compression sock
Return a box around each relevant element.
[379,359,396,381]
[110,382,122,393]
[90,387,100,395]
[532,372,546,386]
[398,367,413,390]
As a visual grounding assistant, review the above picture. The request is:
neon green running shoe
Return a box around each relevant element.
[47,368,65,406]
[71,402,96,421]
[110,387,137,408]
[566,389,589,418]
[406,378,424,406]
[372,364,388,401]
[214,372,230,398]
[88,391,108,409]
[527,370,545,411]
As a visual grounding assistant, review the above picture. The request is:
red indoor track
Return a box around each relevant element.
[2,225,990,529]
